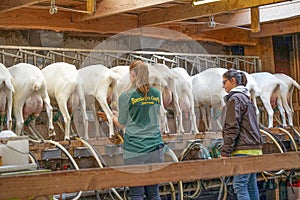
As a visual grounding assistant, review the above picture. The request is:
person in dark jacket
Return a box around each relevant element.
[221,69,263,200]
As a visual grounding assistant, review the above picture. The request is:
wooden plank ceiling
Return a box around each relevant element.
[0,0,299,45]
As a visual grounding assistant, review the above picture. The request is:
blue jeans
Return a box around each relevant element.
[128,185,161,200]
[232,154,260,200]
[233,173,260,200]
[124,144,164,200]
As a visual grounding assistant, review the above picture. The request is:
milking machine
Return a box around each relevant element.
[26,132,127,200]
[7,107,123,199]
[162,139,230,200]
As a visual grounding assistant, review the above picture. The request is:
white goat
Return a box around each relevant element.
[171,67,199,133]
[8,63,55,137]
[42,62,88,140]
[192,68,227,131]
[273,73,300,114]
[79,64,119,138]
[150,63,184,133]
[192,68,261,131]
[0,63,14,131]
[251,72,291,128]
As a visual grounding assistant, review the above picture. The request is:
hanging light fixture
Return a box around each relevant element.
[192,0,220,6]
[49,0,58,14]
[208,15,216,28]
[48,0,95,14]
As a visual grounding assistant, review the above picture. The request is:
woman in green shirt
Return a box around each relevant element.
[100,60,164,200]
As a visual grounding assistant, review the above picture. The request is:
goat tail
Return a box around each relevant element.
[292,79,300,90]
[5,79,15,93]
[32,81,42,91]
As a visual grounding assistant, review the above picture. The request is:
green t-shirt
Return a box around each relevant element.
[118,87,163,159]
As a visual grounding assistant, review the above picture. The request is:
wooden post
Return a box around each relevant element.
[292,34,300,127]
[87,0,95,14]
[251,7,260,33]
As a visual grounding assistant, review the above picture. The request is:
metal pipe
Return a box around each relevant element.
[29,138,82,200]
[260,129,285,176]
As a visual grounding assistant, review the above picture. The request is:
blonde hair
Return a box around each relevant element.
[129,60,150,97]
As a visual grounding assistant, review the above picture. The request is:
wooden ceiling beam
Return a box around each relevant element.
[0,8,257,46]
[139,0,292,26]
[74,0,183,22]
[0,0,47,13]
[251,17,300,37]
[161,1,300,32]
[163,25,259,46]
[0,8,137,34]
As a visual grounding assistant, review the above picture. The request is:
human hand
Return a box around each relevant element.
[112,110,118,116]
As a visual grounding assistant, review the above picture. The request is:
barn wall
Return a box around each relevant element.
[244,36,275,72]
[273,35,292,74]
[291,34,300,127]
[0,30,226,55]
[0,30,30,46]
